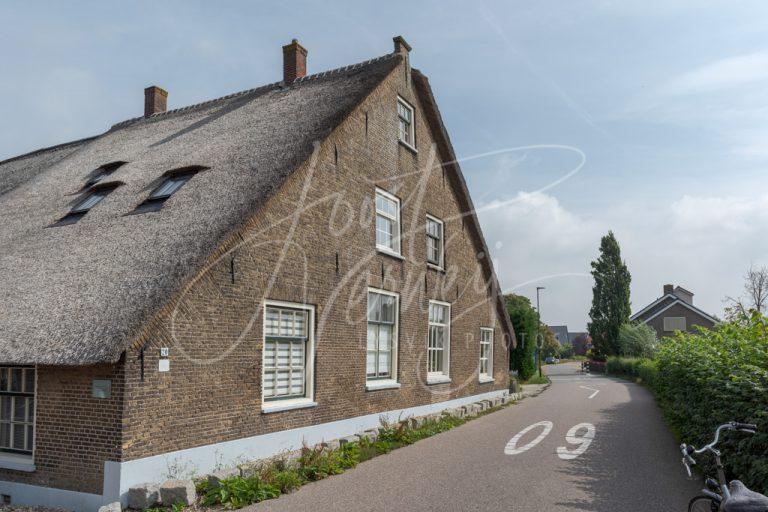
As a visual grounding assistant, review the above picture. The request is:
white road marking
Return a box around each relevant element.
[504,421,553,455]
[557,423,596,460]
[579,385,600,399]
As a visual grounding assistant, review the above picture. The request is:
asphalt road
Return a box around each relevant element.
[247,362,701,511]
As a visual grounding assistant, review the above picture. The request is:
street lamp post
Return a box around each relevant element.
[536,286,545,378]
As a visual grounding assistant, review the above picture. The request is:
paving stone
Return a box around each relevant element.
[158,479,196,506]
[127,483,159,509]
[338,435,359,445]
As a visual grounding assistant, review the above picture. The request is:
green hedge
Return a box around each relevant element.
[605,356,658,385]
[653,316,768,493]
[608,316,768,493]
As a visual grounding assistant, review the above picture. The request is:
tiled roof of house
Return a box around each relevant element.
[0,53,401,365]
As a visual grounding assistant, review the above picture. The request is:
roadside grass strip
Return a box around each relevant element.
[193,398,518,510]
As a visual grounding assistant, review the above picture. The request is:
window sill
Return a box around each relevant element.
[366,379,402,391]
[426,375,452,385]
[398,139,418,154]
[427,263,445,273]
[261,399,317,414]
[0,454,35,473]
[479,376,495,384]
[376,248,405,261]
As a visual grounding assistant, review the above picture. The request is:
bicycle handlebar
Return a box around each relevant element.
[679,422,757,477]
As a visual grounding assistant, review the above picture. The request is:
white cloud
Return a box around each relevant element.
[478,191,768,330]
[660,50,768,96]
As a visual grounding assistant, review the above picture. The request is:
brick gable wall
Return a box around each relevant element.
[120,60,509,462]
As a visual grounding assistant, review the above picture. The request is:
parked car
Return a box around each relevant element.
[545,356,560,364]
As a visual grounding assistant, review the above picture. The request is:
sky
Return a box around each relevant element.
[2,0,767,330]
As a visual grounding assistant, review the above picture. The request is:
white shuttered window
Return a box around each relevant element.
[263,306,312,401]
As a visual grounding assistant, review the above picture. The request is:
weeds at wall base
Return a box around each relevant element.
[191,398,517,510]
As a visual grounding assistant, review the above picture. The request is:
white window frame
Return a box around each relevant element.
[0,366,36,472]
[397,96,416,150]
[426,214,445,269]
[375,188,402,257]
[479,328,494,383]
[427,300,451,384]
[261,300,317,413]
[663,316,687,332]
[365,288,401,391]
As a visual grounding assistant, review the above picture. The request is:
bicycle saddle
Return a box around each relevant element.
[723,480,768,512]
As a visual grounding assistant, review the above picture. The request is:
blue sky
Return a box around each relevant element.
[2,0,767,329]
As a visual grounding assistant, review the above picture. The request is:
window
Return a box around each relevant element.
[133,168,203,214]
[262,302,316,412]
[148,174,193,201]
[426,215,444,268]
[663,316,686,332]
[0,367,35,458]
[479,328,493,382]
[427,300,451,382]
[83,161,126,189]
[375,188,401,255]
[55,184,119,225]
[367,289,399,385]
[397,97,415,148]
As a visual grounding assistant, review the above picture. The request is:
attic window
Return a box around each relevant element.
[83,162,126,190]
[132,167,204,214]
[54,184,120,226]
[397,97,415,149]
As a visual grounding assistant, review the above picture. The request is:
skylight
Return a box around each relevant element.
[54,184,120,226]
[148,174,192,200]
[83,162,127,190]
[131,167,205,214]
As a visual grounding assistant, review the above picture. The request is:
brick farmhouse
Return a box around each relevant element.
[630,284,717,338]
[0,37,514,509]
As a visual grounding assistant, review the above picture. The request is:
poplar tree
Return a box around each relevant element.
[588,231,631,359]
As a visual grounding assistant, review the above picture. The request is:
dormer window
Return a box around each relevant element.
[132,167,205,214]
[148,174,193,201]
[54,183,120,226]
[83,162,126,190]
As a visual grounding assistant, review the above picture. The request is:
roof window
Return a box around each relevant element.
[83,161,127,190]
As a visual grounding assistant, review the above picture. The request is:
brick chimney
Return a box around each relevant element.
[282,39,308,84]
[663,284,674,295]
[144,86,168,118]
[393,35,411,55]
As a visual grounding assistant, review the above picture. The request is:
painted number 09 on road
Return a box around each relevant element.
[504,421,595,460]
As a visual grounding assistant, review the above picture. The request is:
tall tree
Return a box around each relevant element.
[587,231,631,359]
[505,293,538,380]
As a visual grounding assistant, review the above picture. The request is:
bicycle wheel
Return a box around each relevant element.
[688,495,718,512]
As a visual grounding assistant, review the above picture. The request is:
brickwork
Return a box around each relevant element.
[0,56,511,496]
[121,58,510,461]
[0,363,124,494]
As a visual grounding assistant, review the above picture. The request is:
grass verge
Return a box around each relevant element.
[194,399,516,509]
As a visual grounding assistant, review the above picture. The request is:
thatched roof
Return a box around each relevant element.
[0,53,401,365]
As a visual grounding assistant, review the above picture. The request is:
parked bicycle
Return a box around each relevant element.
[680,421,768,511]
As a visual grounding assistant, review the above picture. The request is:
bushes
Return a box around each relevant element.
[652,314,768,494]
[617,322,658,358]
[605,356,658,385]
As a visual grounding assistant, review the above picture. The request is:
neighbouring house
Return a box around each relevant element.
[0,37,514,510]
[548,325,569,345]
[630,284,717,338]
[569,333,591,355]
